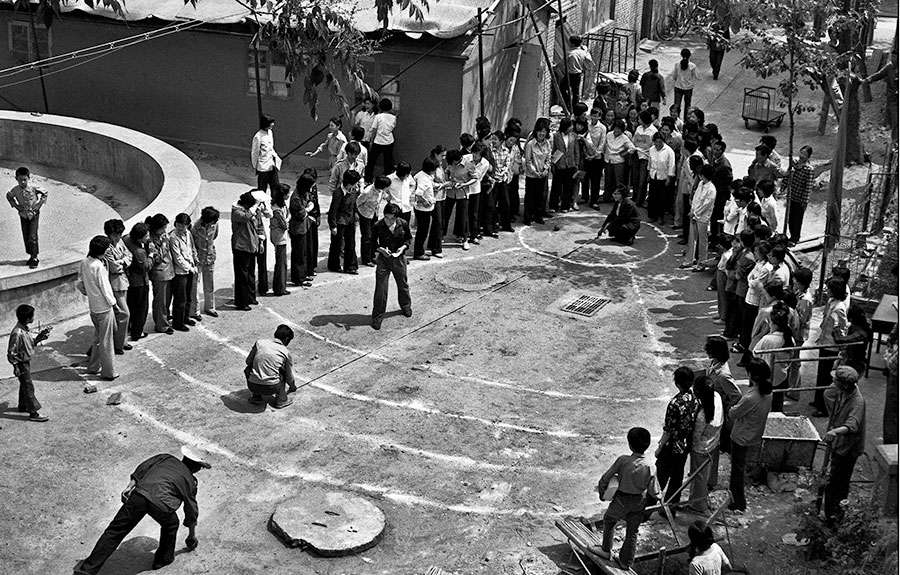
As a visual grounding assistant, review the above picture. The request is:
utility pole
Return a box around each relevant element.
[27,3,48,114]
[252,33,264,119]
[528,9,569,116]
[477,7,485,119]
[557,0,570,107]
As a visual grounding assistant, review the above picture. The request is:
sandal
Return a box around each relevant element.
[692,265,707,272]
[679,261,695,269]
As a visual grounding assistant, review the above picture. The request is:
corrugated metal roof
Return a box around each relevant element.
[30,0,491,38]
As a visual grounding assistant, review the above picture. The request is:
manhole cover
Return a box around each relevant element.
[448,269,495,284]
[561,294,611,317]
[435,267,506,291]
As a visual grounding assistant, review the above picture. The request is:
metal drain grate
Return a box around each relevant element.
[561,295,611,317]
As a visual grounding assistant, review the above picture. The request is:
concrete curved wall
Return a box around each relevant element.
[0,111,202,322]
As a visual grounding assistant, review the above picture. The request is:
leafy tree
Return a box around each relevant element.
[729,0,874,167]
[15,0,432,119]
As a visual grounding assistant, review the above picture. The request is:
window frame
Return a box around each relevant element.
[354,59,402,112]
[8,19,51,63]
[247,45,292,100]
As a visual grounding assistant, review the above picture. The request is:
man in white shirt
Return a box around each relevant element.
[364,98,397,183]
[631,110,657,207]
[566,35,594,109]
[77,236,120,380]
[647,133,676,224]
[586,108,607,208]
[386,162,414,222]
[250,114,281,193]
[462,143,492,244]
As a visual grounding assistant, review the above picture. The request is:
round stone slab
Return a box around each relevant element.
[270,490,385,556]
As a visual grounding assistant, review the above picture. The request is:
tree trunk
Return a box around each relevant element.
[843,78,864,164]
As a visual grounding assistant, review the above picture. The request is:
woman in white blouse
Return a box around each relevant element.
[670,48,702,121]
[812,278,849,416]
[687,375,723,515]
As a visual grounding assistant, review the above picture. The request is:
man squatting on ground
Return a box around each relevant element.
[75,446,210,575]
[245,324,297,408]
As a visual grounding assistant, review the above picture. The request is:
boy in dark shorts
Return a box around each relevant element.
[591,427,658,569]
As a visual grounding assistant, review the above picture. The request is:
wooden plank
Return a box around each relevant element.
[556,520,638,575]
[425,567,450,575]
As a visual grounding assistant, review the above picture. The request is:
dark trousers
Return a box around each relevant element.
[413,209,433,257]
[233,249,255,308]
[631,159,650,206]
[647,178,668,221]
[20,213,39,257]
[15,361,40,413]
[656,445,689,504]
[568,72,583,109]
[494,182,512,230]
[289,233,308,283]
[365,142,395,182]
[724,290,740,337]
[740,302,759,359]
[246,373,289,405]
[788,201,807,243]
[359,214,376,265]
[255,243,268,295]
[604,162,626,199]
[601,492,645,567]
[584,158,604,204]
[372,253,411,321]
[428,201,444,254]
[272,244,287,294]
[674,87,694,120]
[306,223,319,275]
[509,175,521,215]
[729,443,750,510]
[549,167,576,211]
[151,279,171,331]
[814,348,839,410]
[126,285,150,340]
[467,193,481,240]
[523,177,546,224]
[771,378,789,412]
[885,366,899,444]
[709,49,726,79]
[479,183,496,235]
[825,452,859,519]
[328,223,358,272]
[256,169,280,193]
[171,273,192,329]
[443,197,468,238]
[79,492,179,575]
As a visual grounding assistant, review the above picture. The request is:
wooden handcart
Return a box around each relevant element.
[741,86,785,132]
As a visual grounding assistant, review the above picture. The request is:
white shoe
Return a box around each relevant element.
[462,241,470,251]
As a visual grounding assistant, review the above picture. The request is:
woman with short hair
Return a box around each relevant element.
[523,121,552,225]
[191,206,220,318]
[232,192,260,311]
[169,213,198,332]
[687,520,731,574]
[270,183,291,296]
[146,214,174,334]
[687,376,722,514]
[103,219,132,354]
[728,358,773,512]
[812,278,850,416]
[124,223,151,341]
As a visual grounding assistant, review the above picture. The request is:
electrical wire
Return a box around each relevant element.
[479,0,555,32]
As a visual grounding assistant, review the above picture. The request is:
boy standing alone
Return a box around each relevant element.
[590,427,658,570]
[7,304,52,422]
[7,167,48,268]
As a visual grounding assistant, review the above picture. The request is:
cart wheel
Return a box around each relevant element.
[655,16,678,41]
[744,119,750,129]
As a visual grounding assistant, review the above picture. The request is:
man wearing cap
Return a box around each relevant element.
[822,366,866,521]
[245,324,296,408]
[75,447,210,574]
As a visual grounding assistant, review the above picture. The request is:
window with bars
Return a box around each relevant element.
[9,20,50,63]
[355,60,401,111]
[247,47,291,99]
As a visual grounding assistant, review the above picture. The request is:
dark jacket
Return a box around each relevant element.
[289,190,310,236]
[603,197,641,232]
[328,185,358,229]
[639,70,666,102]
[373,217,412,253]
[231,205,259,254]
[123,234,151,288]
[130,454,199,527]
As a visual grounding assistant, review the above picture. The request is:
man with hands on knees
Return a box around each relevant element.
[75,446,210,574]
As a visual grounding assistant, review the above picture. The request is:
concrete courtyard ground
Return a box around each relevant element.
[0,24,896,575]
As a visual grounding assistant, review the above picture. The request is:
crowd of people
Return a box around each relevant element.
[2,43,893,575]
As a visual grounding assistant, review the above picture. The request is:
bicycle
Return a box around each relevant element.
[655,0,711,41]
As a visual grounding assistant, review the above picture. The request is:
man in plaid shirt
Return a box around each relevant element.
[490,130,516,233]
[786,145,814,246]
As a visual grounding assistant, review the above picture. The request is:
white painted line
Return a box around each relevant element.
[194,323,249,356]
[307,246,523,289]
[196,322,600,439]
[516,221,671,269]
[267,307,667,404]
[114,399,570,517]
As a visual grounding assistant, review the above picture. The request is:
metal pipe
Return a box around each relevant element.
[753,341,865,354]
[478,7,485,119]
[528,8,569,115]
